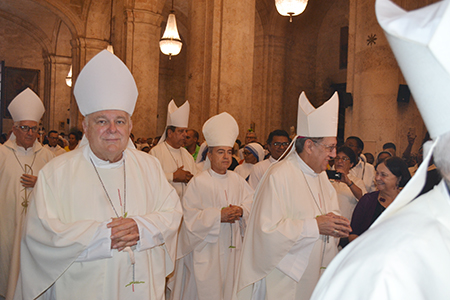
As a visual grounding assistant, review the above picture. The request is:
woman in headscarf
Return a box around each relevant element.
[234,142,265,181]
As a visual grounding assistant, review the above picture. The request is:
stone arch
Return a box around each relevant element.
[0,10,52,56]
[32,0,84,39]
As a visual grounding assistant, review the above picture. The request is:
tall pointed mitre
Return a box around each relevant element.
[74,50,138,116]
[203,112,239,147]
[373,0,450,223]
[297,91,339,137]
[159,99,190,144]
[8,88,45,122]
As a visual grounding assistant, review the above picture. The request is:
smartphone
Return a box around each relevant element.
[326,170,342,180]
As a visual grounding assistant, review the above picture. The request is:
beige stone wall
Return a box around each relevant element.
[283,0,345,133]
[0,0,438,158]
[0,17,45,133]
[315,0,349,102]
[345,0,430,157]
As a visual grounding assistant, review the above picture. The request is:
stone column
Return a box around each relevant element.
[345,0,426,155]
[123,7,163,139]
[43,54,72,133]
[186,0,256,141]
[252,34,287,141]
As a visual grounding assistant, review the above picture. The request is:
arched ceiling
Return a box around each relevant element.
[0,0,84,56]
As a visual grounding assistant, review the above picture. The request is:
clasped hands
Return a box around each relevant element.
[221,205,243,223]
[316,212,352,238]
[173,166,194,183]
[107,217,140,251]
[21,174,38,188]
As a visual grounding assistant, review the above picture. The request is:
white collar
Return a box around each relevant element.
[86,145,125,169]
[165,141,181,151]
[295,152,319,177]
[208,168,228,178]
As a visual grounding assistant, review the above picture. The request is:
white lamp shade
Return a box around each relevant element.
[160,13,182,56]
[66,65,72,87]
[275,0,308,17]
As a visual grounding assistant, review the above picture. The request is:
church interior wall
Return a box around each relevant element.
[315,0,349,102]
[0,0,435,156]
[344,0,430,157]
[0,17,45,133]
[282,0,335,132]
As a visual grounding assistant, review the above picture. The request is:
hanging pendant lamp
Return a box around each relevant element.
[66,65,72,87]
[275,0,308,22]
[160,0,182,59]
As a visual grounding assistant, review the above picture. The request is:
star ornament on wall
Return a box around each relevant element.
[367,33,377,46]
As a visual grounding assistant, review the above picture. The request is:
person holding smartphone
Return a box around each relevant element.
[330,146,366,223]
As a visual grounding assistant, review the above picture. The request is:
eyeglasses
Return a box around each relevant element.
[334,156,350,162]
[273,142,289,147]
[17,125,38,133]
[313,140,337,152]
[243,151,253,156]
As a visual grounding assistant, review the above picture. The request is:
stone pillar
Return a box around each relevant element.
[186,0,256,141]
[43,54,72,133]
[123,7,163,139]
[252,34,287,141]
[345,0,426,155]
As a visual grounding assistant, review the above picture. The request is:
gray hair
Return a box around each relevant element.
[295,137,324,154]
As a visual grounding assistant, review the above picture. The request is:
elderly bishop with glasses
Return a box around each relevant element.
[234,92,351,300]
[0,88,55,300]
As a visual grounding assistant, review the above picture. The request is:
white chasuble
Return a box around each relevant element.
[171,169,253,300]
[236,152,340,300]
[311,180,450,300]
[13,146,182,300]
[150,142,198,198]
[0,139,54,299]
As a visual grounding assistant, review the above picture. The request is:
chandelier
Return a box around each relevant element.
[66,65,72,87]
[159,0,182,59]
[275,0,308,22]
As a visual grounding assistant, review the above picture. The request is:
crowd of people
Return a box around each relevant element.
[1,0,450,299]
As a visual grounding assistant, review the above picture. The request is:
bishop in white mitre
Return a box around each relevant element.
[150,100,197,198]
[0,89,54,300]
[13,50,182,300]
[235,92,351,300]
[171,112,254,300]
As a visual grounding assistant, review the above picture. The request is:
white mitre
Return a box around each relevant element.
[297,91,339,137]
[159,99,190,144]
[373,0,450,222]
[74,50,138,149]
[74,50,138,116]
[8,88,45,122]
[203,112,239,147]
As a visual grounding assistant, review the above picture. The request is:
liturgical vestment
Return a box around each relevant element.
[172,169,253,300]
[13,145,182,300]
[236,151,340,300]
[0,138,54,299]
[311,180,450,300]
[150,142,198,198]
